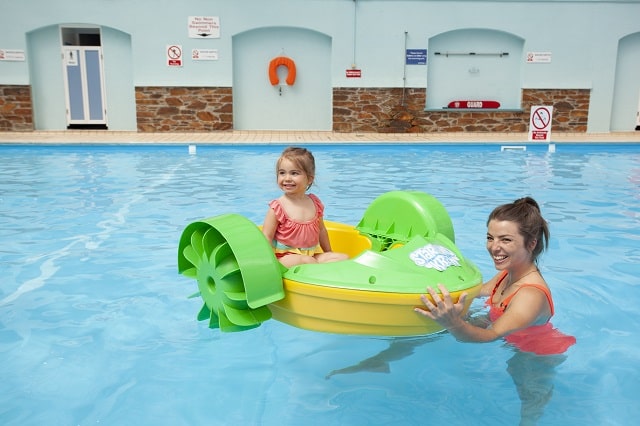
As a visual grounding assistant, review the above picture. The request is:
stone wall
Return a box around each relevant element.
[0,85,33,131]
[135,86,233,132]
[0,84,589,133]
[333,88,590,133]
[134,86,589,133]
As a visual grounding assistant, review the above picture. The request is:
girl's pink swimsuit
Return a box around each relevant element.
[488,271,576,355]
[268,194,324,258]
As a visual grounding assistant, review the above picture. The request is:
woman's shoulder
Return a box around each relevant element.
[510,281,554,318]
[517,281,551,298]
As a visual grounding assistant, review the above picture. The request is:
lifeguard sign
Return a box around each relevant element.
[528,106,553,141]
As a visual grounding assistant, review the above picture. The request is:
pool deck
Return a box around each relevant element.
[1,130,639,144]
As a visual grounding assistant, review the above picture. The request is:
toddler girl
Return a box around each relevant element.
[262,146,348,268]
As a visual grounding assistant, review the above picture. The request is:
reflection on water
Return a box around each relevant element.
[325,335,442,379]
[508,351,567,426]
[325,302,566,425]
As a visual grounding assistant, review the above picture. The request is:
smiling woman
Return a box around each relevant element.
[414,196,575,424]
[416,197,575,353]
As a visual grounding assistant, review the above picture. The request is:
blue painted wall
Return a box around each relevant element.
[1,0,639,132]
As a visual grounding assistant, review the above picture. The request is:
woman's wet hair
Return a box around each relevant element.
[276,146,316,189]
[487,197,550,262]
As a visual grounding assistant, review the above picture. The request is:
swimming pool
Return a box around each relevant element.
[1,143,638,425]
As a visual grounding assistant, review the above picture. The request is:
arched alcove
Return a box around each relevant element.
[611,32,640,131]
[232,27,332,130]
[427,29,524,110]
[26,24,135,130]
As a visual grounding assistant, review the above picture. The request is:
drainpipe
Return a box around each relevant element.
[352,0,358,69]
[402,31,408,106]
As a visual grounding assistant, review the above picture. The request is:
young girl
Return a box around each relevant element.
[262,146,349,268]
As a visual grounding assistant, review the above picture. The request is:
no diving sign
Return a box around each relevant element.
[528,106,553,141]
[167,45,183,67]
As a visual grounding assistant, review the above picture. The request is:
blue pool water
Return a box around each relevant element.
[0,143,638,425]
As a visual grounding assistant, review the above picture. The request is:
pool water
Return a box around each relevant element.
[0,143,638,425]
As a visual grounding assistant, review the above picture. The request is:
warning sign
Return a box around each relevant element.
[526,52,552,63]
[167,45,183,67]
[346,69,362,78]
[528,106,553,141]
[192,49,218,61]
[0,49,26,62]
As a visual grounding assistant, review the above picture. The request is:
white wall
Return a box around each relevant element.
[1,0,639,131]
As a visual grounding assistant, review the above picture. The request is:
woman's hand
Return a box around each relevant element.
[414,283,467,330]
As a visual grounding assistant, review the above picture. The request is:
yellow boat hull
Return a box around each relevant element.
[271,278,481,336]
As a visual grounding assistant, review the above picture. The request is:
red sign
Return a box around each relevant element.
[447,100,500,109]
[346,69,362,78]
[530,131,549,141]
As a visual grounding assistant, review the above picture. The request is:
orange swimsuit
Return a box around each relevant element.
[487,271,576,355]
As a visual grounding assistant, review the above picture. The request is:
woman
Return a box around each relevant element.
[415,197,575,355]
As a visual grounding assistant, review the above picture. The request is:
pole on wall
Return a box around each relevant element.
[402,31,408,106]
[352,0,358,69]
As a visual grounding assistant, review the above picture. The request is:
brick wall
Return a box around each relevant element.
[333,88,590,133]
[0,85,33,131]
[135,86,233,132]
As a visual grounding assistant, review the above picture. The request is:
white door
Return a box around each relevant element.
[63,46,107,127]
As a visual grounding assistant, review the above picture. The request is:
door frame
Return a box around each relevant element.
[60,26,108,128]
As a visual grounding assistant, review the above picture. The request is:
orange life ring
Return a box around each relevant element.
[268,56,296,86]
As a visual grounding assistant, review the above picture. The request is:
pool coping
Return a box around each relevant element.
[1,130,639,145]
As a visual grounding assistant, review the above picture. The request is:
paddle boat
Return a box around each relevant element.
[178,191,483,336]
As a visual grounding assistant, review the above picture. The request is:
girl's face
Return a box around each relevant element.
[486,219,533,271]
[277,158,313,195]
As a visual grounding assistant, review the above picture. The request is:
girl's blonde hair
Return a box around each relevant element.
[276,146,316,189]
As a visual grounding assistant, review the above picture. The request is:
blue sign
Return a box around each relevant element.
[406,49,427,65]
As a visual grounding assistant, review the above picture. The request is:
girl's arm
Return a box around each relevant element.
[318,220,333,252]
[262,208,278,243]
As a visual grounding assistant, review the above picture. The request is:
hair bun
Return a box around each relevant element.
[515,196,540,212]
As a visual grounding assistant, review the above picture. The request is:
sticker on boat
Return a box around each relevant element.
[409,244,461,271]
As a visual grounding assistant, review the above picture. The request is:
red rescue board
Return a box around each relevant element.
[447,100,501,109]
